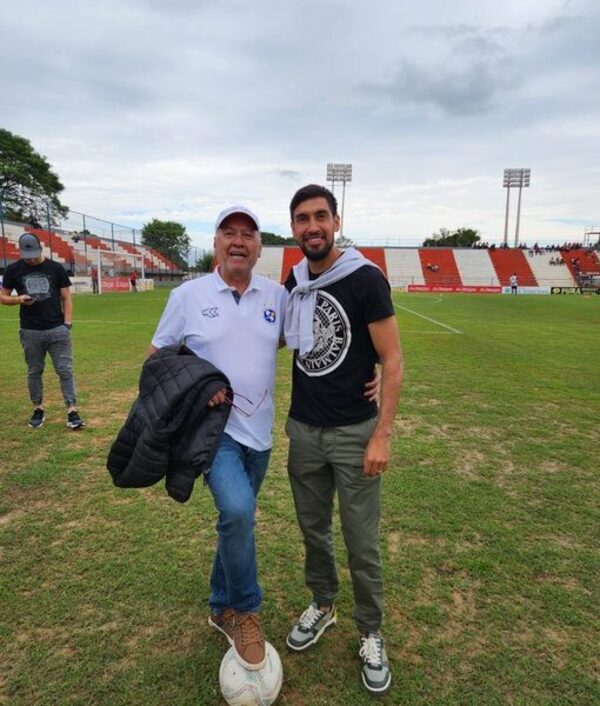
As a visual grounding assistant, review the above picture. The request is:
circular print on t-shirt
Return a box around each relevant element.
[296,291,352,377]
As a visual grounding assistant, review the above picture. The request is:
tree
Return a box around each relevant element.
[142,219,191,268]
[260,231,295,245]
[0,128,68,223]
[423,227,481,248]
[196,250,215,273]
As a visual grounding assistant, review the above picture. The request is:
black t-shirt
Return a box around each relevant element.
[285,263,395,427]
[2,259,71,330]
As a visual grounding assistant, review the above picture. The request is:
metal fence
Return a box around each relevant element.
[4,209,185,278]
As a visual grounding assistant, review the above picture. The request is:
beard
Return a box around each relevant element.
[300,237,334,262]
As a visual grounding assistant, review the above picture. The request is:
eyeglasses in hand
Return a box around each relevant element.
[224,389,268,418]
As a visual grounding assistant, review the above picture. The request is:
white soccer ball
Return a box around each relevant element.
[219,641,283,706]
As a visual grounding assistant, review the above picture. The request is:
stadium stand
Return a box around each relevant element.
[384,248,425,287]
[489,248,538,286]
[3,217,590,292]
[1,220,179,275]
[527,252,573,287]
[561,249,600,278]
[26,227,75,264]
[419,248,462,286]
[358,247,387,276]
[254,246,286,281]
[453,249,498,285]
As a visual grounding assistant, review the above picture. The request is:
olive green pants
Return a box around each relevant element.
[285,416,383,634]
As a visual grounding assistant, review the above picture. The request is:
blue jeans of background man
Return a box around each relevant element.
[206,433,270,615]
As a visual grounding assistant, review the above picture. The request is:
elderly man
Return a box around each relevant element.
[283,184,403,696]
[148,206,286,671]
[1,232,85,430]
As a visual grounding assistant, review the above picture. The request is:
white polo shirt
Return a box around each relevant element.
[151,269,286,451]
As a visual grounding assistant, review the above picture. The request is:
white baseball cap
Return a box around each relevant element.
[215,205,260,232]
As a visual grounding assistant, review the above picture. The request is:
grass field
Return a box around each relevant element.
[1,290,598,706]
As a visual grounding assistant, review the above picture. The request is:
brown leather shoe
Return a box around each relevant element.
[232,612,266,670]
[208,610,266,670]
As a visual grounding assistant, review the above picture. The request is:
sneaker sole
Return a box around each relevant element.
[361,670,391,695]
[286,612,337,652]
[66,422,85,429]
[28,421,44,428]
[208,616,267,672]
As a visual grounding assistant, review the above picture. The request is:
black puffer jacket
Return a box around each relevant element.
[107,345,232,503]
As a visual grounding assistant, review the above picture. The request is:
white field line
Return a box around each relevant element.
[393,303,462,334]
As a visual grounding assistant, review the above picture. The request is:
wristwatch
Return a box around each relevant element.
[64,323,73,330]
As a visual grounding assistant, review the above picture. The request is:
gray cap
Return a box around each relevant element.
[19,233,43,259]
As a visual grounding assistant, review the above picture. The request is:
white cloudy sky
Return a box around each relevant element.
[2,0,599,248]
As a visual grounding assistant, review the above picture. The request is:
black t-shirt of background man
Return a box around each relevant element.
[2,259,71,330]
[284,263,395,427]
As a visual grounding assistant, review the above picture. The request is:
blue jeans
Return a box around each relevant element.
[206,433,270,615]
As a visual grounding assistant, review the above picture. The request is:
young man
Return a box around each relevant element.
[510,273,518,295]
[148,206,286,671]
[283,185,403,696]
[1,233,85,429]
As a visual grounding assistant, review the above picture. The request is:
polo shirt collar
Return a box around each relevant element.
[213,267,261,294]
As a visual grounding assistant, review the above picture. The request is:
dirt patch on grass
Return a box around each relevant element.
[388,532,448,556]
[394,416,421,436]
[0,509,24,525]
[543,534,583,550]
[455,449,486,480]
[534,572,583,592]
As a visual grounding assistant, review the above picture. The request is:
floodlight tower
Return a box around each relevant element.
[584,225,600,248]
[503,168,531,247]
[326,163,353,239]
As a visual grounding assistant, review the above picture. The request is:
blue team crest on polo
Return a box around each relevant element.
[263,306,277,324]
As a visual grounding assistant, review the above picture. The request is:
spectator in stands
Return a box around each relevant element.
[27,215,42,229]
[509,273,518,295]
[0,233,85,430]
[130,270,138,292]
[90,265,99,294]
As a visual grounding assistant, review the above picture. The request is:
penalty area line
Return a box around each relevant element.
[393,303,462,334]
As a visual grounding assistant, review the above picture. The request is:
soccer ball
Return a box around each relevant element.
[219,641,283,706]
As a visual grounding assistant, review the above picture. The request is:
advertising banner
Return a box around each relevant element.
[501,286,551,295]
[102,277,130,292]
[407,285,502,294]
[550,287,582,295]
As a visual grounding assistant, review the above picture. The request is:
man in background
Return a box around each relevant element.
[1,233,85,430]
